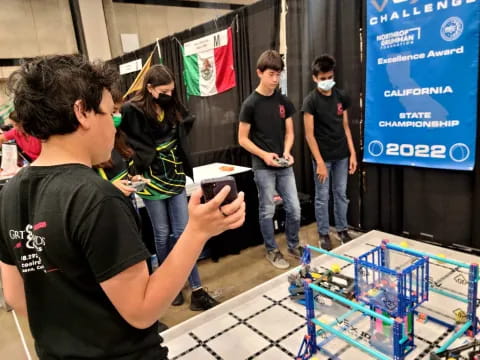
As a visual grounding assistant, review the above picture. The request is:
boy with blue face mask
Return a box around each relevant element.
[301,54,357,250]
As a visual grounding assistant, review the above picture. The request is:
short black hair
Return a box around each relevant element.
[312,54,336,76]
[8,54,118,140]
[256,50,284,72]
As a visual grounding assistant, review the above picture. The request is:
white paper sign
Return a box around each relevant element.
[1,143,18,174]
[184,29,228,56]
[119,59,142,75]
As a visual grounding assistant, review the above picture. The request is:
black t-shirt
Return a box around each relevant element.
[301,88,351,162]
[239,90,296,169]
[0,164,167,360]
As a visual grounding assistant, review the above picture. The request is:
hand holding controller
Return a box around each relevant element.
[127,180,148,192]
[275,157,290,167]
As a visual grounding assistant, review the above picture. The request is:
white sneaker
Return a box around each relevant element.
[266,249,290,269]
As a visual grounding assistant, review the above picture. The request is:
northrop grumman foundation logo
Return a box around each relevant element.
[376,27,421,49]
[441,17,464,42]
[371,0,418,12]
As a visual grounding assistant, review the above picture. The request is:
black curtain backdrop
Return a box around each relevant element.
[108,0,280,259]
[109,0,281,168]
[286,0,363,228]
[109,0,480,249]
[164,0,280,166]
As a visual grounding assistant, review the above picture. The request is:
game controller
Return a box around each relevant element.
[128,180,148,192]
[275,157,290,167]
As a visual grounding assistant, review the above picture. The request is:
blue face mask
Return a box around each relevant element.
[112,113,122,128]
[317,79,336,91]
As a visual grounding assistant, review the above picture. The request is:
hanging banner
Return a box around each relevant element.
[183,27,236,97]
[364,0,479,170]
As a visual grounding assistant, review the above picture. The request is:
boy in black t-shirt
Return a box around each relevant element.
[302,55,357,250]
[239,50,303,269]
[0,55,245,360]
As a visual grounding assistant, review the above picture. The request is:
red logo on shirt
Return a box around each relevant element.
[34,221,47,231]
[279,105,286,119]
[337,103,344,116]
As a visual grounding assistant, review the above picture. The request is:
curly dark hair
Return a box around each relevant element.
[7,54,119,140]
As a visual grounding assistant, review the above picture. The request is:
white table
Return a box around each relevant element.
[162,230,480,360]
[135,163,251,206]
[186,162,252,196]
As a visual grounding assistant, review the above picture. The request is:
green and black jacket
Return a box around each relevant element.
[120,102,195,200]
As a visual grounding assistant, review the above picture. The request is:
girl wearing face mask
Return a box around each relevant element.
[120,64,219,311]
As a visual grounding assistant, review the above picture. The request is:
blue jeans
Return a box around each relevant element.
[313,158,349,235]
[143,190,202,290]
[254,167,301,251]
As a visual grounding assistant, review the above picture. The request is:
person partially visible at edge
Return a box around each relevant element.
[0,110,42,162]
[302,54,357,251]
[120,64,221,311]
[238,50,303,270]
[0,54,245,360]
[94,87,166,331]
[95,87,139,197]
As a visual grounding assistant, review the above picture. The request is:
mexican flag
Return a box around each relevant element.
[183,27,236,97]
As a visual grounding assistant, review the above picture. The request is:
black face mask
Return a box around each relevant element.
[153,93,173,107]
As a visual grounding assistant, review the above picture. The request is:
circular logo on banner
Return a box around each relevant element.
[368,140,384,157]
[201,58,213,81]
[449,143,470,163]
[440,17,464,42]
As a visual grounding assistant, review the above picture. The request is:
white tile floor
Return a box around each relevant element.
[191,313,238,341]
[231,296,273,320]
[257,347,293,360]
[246,305,305,341]
[206,324,270,359]
[4,230,480,359]
[163,230,480,359]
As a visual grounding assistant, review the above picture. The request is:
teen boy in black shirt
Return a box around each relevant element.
[0,55,245,359]
[239,50,303,270]
[302,54,357,250]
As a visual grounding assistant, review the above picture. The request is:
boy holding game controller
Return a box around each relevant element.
[238,50,303,270]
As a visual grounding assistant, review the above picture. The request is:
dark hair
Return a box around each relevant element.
[312,54,336,76]
[7,54,119,140]
[7,110,27,135]
[95,129,134,169]
[110,86,124,105]
[114,129,134,159]
[256,50,284,72]
[8,110,19,124]
[131,64,182,126]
